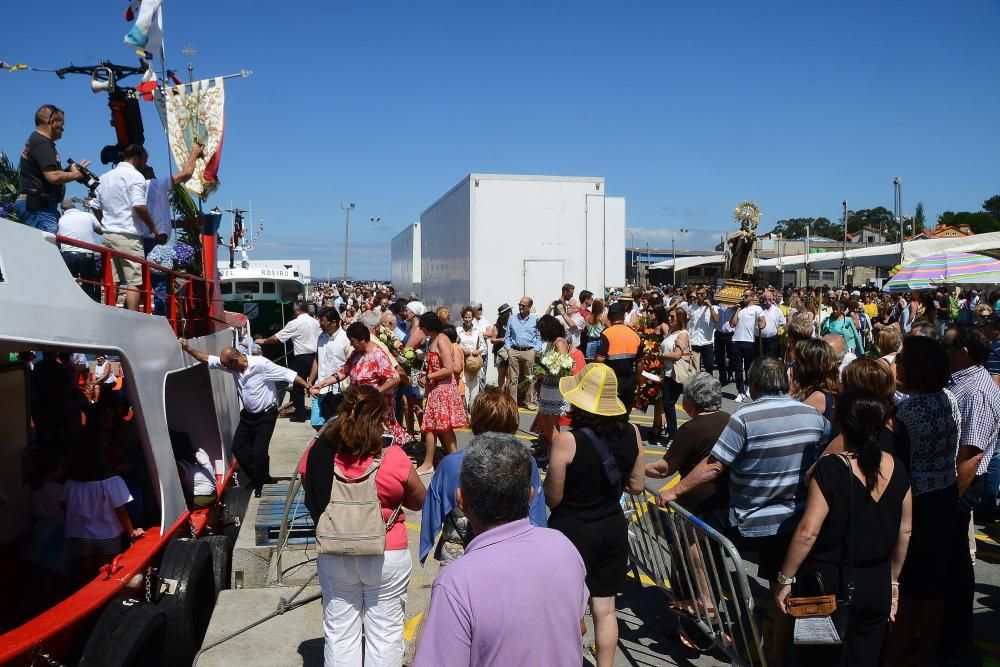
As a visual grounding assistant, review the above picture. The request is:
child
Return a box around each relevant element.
[61,432,144,582]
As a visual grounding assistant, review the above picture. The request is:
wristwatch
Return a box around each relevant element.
[775,571,796,585]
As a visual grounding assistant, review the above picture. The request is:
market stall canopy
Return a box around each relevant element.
[648,255,726,272]
[756,231,1000,271]
[883,251,1000,292]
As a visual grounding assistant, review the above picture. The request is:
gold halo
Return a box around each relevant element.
[733,200,761,228]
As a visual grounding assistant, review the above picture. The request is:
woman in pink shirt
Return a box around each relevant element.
[303,385,426,666]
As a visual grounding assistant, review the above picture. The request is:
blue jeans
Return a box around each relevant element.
[662,377,683,438]
[14,199,60,233]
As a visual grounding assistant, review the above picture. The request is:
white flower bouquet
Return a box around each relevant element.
[539,350,574,377]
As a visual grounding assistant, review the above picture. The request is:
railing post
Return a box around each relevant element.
[141,263,153,314]
[168,274,179,335]
[102,248,115,306]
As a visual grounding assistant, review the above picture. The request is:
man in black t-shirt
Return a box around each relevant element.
[15,104,90,233]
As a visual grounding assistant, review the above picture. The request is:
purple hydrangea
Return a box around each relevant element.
[174,243,197,267]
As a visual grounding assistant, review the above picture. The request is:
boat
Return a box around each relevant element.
[0,220,247,666]
[216,207,309,358]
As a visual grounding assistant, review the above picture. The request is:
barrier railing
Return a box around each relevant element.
[624,483,768,666]
[54,234,219,337]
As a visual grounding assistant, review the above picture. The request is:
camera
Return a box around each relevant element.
[67,158,100,194]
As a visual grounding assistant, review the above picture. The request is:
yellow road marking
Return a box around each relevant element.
[405,522,421,532]
[403,612,424,641]
[976,532,999,547]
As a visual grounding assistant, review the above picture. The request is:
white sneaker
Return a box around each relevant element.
[734,393,744,403]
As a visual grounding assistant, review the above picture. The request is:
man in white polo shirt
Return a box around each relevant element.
[255,301,321,422]
[758,289,786,359]
[57,199,104,301]
[90,145,158,311]
[687,288,719,375]
[729,289,765,402]
[179,338,312,496]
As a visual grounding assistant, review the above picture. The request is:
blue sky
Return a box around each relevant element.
[2,1,998,279]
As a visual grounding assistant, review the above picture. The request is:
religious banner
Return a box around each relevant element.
[156,77,225,199]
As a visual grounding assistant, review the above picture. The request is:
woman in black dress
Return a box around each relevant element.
[545,364,647,667]
[773,391,913,667]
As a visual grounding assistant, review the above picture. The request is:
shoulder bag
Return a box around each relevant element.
[576,427,623,490]
[786,454,855,645]
[672,341,696,383]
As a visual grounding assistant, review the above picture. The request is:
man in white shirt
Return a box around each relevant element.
[256,301,321,422]
[309,308,351,424]
[687,288,719,376]
[142,144,202,255]
[729,289,765,402]
[90,145,158,311]
[57,199,104,301]
[759,289,786,359]
[179,338,310,496]
[470,303,494,391]
[714,301,738,387]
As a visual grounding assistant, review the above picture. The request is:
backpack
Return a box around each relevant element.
[315,452,401,556]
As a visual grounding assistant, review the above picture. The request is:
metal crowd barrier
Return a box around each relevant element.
[624,483,768,666]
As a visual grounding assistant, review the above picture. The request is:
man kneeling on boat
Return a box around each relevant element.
[179,339,313,496]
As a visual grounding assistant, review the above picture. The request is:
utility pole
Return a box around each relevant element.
[841,199,848,287]
[894,177,904,266]
[341,202,355,281]
[805,224,811,288]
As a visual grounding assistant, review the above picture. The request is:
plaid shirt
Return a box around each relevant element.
[949,365,1000,476]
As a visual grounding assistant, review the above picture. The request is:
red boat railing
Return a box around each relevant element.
[54,234,224,337]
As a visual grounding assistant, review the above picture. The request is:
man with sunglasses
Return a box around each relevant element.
[179,337,313,496]
[16,104,91,233]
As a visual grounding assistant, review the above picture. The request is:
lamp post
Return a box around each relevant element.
[841,199,848,287]
[893,177,904,266]
[341,202,355,281]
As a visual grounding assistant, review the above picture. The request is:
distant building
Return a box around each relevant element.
[910,222,975,240]
[847,226,889,245]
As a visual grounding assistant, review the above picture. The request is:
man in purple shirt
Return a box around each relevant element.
[415,433,588,667]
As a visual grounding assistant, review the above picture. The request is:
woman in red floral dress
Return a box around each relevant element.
[415,312,468,474]
[326,322,412,447]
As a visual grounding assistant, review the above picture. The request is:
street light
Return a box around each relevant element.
[341,202,355,281]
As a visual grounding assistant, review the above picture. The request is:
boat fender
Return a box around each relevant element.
[78,597,167,667]
[200,534,234,594]
[156,538,216,666]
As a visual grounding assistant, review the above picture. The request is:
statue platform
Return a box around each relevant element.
[715,279,752,306]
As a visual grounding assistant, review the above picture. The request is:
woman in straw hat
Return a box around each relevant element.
[545,364,646,667]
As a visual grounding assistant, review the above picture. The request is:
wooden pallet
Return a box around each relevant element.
[254,481,316,547]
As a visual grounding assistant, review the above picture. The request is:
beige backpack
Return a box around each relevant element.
[315,452,402,556]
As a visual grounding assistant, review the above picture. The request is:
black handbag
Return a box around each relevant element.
[792,454,855,645]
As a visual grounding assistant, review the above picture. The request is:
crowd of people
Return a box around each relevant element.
[254,276,998,666]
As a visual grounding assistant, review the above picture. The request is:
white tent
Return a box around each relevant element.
[648,255,726,272]
[756,231,1000,271]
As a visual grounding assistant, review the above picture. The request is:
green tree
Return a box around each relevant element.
[913,201,926,235]
[0,152,19,222]
[771,216,839,239]
[983,195,1000,221]
[938,210,1000,234]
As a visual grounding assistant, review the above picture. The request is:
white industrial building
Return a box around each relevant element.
[415,173,625,320]
[390,223,422,298]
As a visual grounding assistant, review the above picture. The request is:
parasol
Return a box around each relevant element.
[884,251,1000,292]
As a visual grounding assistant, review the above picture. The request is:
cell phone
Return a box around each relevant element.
[382,433,395,448]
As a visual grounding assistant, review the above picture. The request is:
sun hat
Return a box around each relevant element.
[406,301,426,317]
[497,303,512,314]
[559,363,626,416]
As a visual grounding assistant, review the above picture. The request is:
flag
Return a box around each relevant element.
[156,77,225,199]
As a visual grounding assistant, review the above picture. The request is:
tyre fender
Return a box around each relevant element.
[156,538,216,666]
[79,596,166,667]
[200,534,234,594]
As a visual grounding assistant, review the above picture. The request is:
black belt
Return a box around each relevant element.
[511,346,534,351]
[244,403,278,416]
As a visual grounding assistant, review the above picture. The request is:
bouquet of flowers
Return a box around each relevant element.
[539,349,574,377]
[146,242,198,274]
[633,314,665,412]
[376,325,424,374]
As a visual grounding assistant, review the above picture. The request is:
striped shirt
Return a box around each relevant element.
[711,395,833,537]
[949,365,1000,477]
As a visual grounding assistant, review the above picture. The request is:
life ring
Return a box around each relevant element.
[156,538,216,665]
[220,484,252,543]
[78,596,166,666]
[200,534,234,594]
